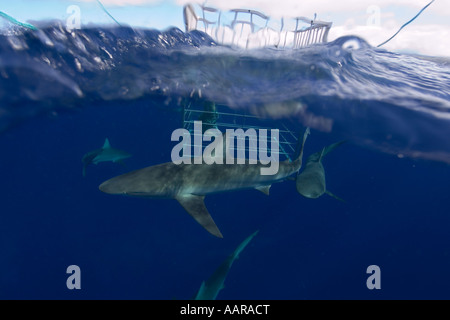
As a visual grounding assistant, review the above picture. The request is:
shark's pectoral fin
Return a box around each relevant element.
[255,185,271,196]
[175,194,223,238]
[325,190,346,203]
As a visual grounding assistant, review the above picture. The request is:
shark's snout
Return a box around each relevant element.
[296,182,324,199]
[99,179,123,194]
[301,191,321,199]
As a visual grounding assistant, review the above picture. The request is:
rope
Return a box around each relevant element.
[0,10,37,30]
[96,0,122,27]
[377,0,435,47]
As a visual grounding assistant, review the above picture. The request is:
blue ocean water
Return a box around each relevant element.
[0,22,449,300]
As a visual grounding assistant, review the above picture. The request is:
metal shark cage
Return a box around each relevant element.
[183,3,332,49]
[181,99,300,162]
[181,4,323,160]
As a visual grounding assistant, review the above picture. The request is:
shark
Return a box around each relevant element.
[99,128,310,238]
[82,138,132,177]
[295,140,345,201]
[195,230,259,300]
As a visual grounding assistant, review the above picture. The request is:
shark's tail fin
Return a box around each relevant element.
[82,164,87,177]
[318,147,326,162]
[292,127,310,170]
[230,230,259,261]
[194,230,259,300]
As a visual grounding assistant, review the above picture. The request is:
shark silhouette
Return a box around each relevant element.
[82,138,131,177]
[195,230,259,300]
[296,140,345,201]
[99,128,310,238]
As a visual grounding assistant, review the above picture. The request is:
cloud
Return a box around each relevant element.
[77,0,450,18]
[330,23,450,56]
[176,0,445,18]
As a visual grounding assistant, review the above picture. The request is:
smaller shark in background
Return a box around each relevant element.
[296,140,346,202]
[195,230,259,300]
[82,138,131,177]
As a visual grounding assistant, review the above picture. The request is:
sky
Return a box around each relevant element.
[1,0,449,56]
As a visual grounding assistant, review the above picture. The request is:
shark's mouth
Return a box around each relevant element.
[125,191,152,197]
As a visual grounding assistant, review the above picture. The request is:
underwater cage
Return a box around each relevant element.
[183,3,332,49]
[181,99,300,162]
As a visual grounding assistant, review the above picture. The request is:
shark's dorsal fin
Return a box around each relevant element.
[176,194,223,238]
[255,185,271,196]
[325,190,346,203]
[102,138,111,149]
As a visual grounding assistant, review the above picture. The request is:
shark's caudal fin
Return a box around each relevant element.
[291,127,310,170]
[293,128,310,160]
[194,230,259,300]
[195,281,208,300]
[318,147,326,162]
[231,230,259,260]
[176,194,223,238]
[102,138,111,149]
[82,164,87,177]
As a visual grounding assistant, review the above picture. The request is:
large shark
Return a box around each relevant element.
[82,138,132,177]
[99,128,310,238]
[195,230,259,300]
[296,140,345,201]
